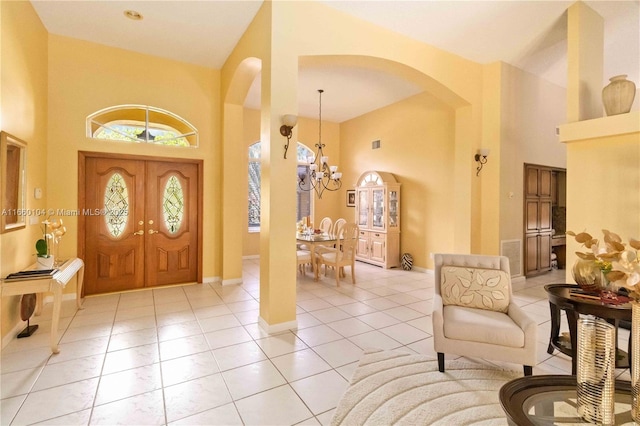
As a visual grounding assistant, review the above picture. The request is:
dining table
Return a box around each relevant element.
[296,233,338,278]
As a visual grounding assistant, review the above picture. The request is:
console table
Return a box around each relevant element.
[545,283,632,374]
[500,375,632,425]
[1,258,85,353]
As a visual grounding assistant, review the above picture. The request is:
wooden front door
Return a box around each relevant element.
[81,154,201,295]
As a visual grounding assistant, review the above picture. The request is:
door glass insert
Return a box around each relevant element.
[358,190,369,227]
[389,190,398,227]
[104,172,129,237]
[372,189,384,228]
[163,175,184,234]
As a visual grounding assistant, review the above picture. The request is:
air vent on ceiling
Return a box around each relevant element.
[372,139,380,149]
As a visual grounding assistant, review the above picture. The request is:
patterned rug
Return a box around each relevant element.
[330,349,521,425]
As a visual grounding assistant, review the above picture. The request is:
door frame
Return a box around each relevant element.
[78,151,203,290]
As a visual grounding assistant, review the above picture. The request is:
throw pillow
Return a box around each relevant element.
[441,266,510,313]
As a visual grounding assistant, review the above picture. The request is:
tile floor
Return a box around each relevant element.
[0,260,629,425]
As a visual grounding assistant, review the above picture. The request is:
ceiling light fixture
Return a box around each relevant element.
[298,89,342,199]
[124,10,143,21]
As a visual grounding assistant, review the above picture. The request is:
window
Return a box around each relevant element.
[248,141,313,232]
[87,105,198,147]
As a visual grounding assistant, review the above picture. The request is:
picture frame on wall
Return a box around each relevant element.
[346,190,356,207]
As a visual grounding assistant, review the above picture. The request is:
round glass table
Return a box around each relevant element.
[500,375,633,425]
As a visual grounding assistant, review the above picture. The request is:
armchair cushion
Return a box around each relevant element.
[441,266,510,313]
[443,305,525,348]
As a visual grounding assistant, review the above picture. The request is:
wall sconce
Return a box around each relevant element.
[281,114,298,159]
[474,148,490,176]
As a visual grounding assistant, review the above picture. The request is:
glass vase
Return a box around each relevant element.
[576,316,615,425]
[572,259,603,293]
[632,302,640,422]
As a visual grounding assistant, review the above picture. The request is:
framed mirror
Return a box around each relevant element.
[1,131,27,233]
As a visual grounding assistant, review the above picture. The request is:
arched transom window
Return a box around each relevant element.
[87,105,198,147]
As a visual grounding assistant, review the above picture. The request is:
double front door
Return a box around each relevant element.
[80,153,202,295]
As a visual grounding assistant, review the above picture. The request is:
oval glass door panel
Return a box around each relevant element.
[104,172,129,238]
[163,175,184,234]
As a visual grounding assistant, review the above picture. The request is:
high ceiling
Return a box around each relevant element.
[30,0,639,123]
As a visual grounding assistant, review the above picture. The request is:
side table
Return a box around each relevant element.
[545,283,632,374]
[1,258,85,353]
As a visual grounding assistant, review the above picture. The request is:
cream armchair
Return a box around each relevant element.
[432,253,537,376]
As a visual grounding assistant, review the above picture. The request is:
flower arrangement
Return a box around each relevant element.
[36,217,66,259]
[567,229,640,293]
[35,219,52,258]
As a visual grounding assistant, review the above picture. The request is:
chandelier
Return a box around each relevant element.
[298,89,342,199]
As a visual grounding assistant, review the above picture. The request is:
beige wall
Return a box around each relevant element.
[340,92,456,269]
[46,35,220,287]
[1,1,49,338]
[499,63,568,260]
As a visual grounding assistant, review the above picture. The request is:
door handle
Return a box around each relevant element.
[148,229,159,235]
[133,230,144,236]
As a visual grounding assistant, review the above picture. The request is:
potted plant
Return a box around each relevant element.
[35,219,54,269]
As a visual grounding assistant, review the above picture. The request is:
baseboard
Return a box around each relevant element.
[258,316,298,334]
[41,293,79,304]
[221,278,243,286]
[411,266,433,275]
[2,319,30,349]
[203,276,221,284]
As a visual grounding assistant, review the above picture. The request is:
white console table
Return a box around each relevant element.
[1,258,84,353]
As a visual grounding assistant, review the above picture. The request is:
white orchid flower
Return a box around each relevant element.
[612,249,640,288]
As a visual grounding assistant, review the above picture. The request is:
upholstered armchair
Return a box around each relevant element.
[432,253,537,376]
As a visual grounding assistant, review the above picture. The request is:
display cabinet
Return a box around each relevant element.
[354,171,401,268]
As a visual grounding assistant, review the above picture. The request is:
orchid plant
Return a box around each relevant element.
[36,217,66,259]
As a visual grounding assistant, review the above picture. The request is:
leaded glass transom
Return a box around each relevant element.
[104,173,129,238]
[163,175,184,234]
[87,105,198,147]
[359,172,382,186]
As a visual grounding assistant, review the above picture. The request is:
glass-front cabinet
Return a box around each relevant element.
[354,171,401,268]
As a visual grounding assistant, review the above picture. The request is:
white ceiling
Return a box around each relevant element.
[30,0,639,123]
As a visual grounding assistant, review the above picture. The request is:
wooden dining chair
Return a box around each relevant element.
[297,250,312,275]
[331,218,346,238]
[319,217,332,234]
[314,223,359,287]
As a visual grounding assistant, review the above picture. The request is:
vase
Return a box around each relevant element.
[35,256,54,270]
[576,316,616,425]
[602,74,636,116]
[632,302,640,422]
[572,259,603,293]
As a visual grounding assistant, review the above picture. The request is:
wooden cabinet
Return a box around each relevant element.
[525,233,552,275]
[524,164,553,276]
[354,171,400,268]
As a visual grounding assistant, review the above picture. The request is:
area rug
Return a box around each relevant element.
[330,349,520,425]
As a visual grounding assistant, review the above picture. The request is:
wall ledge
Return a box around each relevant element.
[559,111,640,143]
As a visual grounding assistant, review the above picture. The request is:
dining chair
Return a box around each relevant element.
[297,250,312,275]
[318,217,332,234]
[331,218,347,238]
[314,223,359,287]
